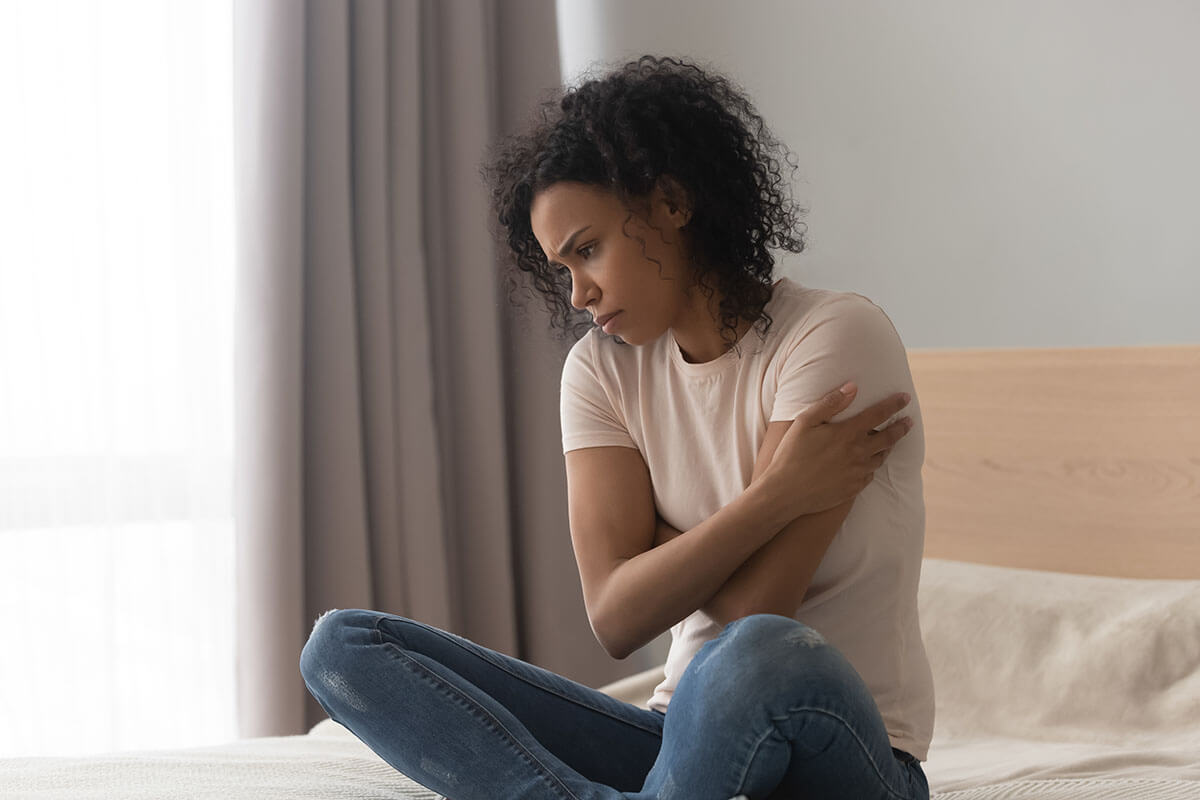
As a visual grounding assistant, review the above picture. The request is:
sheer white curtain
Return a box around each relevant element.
[0,1,236,757]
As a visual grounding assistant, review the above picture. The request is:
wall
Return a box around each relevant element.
[557,0,1200,349]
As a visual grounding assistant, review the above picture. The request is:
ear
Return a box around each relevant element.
[655,175,692,228]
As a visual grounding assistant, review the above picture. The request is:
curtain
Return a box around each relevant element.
[233,0,654,738]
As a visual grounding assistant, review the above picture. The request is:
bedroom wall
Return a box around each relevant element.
[555,0,1200,350]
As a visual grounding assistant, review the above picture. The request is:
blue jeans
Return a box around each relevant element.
[300,610,929,800]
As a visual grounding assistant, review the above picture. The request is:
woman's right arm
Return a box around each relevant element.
[567,444,795,660]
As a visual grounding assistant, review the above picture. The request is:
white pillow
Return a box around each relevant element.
[598,664,664,709]
[917,557,1200,746]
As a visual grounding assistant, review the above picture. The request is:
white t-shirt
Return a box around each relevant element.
[559,276,935,761]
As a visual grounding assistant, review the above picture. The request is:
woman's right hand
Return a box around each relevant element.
[759,382,914,519]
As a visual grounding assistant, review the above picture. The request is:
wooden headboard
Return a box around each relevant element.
[908,345,1200,579]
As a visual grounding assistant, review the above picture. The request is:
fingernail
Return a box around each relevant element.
[840,382,856,395]
[901,392,911,404]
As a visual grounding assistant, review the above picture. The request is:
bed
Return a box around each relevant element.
[3,345,1198,799]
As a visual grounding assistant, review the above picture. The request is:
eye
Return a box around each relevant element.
[577,243,595,259]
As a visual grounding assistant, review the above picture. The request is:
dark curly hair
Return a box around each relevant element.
[480,55,807,352]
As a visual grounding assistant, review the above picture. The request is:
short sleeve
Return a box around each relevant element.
[560,334,637,454]
[770,293,915,431]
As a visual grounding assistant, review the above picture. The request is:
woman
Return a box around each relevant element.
[301,55,931,800]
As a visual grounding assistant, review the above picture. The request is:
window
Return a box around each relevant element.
[0,0,236,757]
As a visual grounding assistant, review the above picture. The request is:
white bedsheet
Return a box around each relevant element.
[0,719,437,800]
[927,736,1200,798]
[5,719,1197,799]
[3,558,1198,799]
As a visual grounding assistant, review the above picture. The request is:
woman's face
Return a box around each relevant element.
[529,180,696,346]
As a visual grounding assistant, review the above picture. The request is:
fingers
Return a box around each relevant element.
[854,391,913,434]
[868,415,914,453]
[796,381,858,427]
[863,418,911,484]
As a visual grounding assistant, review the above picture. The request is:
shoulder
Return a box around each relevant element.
[561,329,599,388]
[811,291,898,338]
[564,326,653,379]
[563,328,595,367]
[765,286,914,426]
[561,328,646,398]
[768,281,901,351]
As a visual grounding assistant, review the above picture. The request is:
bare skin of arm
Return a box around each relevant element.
[656,494,853,627]
[588,473,797,659]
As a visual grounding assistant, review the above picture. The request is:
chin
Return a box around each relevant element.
[605,321,658,347]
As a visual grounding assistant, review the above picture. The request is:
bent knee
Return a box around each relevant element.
[299,608,379,683]
[689,617,865,709]
[707,614,842,687]
[310,607,343,636]
[726,613,828,651]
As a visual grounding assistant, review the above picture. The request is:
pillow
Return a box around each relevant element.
[917,557,1200,746]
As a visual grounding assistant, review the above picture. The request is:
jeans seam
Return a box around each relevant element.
[383,640,584,800]
[732,725,783,797]
[377,614,665,738]
[763,705,916,800]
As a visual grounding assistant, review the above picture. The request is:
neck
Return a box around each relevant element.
[675,314,755,364]
[673,277,777,363]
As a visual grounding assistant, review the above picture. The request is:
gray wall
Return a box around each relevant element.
[557,0,1200,349]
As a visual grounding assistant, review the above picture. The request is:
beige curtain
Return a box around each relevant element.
[231,0,650,738]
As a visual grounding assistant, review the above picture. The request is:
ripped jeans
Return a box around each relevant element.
[299,610,929,800]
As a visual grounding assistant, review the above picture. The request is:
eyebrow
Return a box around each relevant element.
[547,225,592,265]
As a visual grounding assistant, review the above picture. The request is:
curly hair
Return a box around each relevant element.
[480,55,807,352]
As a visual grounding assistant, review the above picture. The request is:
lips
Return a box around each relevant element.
[594,311,620,327]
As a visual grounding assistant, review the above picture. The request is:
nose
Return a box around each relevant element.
[569,274,595,312]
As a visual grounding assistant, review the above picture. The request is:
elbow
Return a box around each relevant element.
[606,641,633,661]
[591,611,634,661]
[590,606,638,662]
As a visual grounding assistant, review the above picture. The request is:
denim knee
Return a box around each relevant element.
[300,608,393,717]
[723,613,829,657]
[299,608,372,687]
[690,614,844,700]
